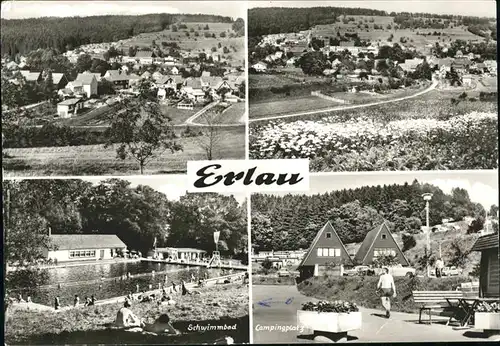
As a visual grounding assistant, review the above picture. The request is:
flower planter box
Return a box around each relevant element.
[475,312,500,330]
[297,310,362,334]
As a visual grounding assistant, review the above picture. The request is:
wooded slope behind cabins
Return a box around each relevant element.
[298,221,353,280]
[298,220,409,280]
[44,234,127,263]
[471,233,499,298]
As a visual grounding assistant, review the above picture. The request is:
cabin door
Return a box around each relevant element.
[100,250,105,259]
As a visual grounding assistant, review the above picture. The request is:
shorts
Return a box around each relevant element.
[380,288,393,297]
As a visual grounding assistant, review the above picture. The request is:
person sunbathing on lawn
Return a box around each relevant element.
[114,300,145,329]
[143,313,180,335]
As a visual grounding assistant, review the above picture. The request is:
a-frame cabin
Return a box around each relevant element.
[298,221,353,280]
[354,221,410,266]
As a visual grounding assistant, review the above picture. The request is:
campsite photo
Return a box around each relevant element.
[1,1,246,176]
[3,176,250,345]
[248,1,498,172]
[251,170,499,343]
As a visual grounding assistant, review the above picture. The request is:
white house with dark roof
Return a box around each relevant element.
[45,234,127,262]
[135,50,155,65]
[103,69,129,89]
[182,77,205,102]
[19,70,42,83]
[71,73,98,97]
[57,98,84,118]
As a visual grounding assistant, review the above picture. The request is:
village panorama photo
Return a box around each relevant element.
[1,1,246,176]
[248,1,498,172]
[251,170,499,343]
[3,175,250,345]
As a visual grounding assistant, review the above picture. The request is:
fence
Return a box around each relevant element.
[311,91,350,104]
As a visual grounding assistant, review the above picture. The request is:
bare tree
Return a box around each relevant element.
[195,109,223,160]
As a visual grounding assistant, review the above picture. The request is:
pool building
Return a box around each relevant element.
[45,234,127,262]
[155,247,207,261]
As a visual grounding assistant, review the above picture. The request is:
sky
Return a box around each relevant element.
[79,175,247,205]
[266,171,499,210]
[249,1,496,18]
[1,1,246,20]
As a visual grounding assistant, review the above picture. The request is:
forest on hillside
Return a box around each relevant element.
[251,180,497,251]
[1,13,234,57]
[3,179,247,267]
[248,6,495,38]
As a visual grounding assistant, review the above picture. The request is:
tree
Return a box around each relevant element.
[171,25,178,32]
[76,53,93,73]
[447,237,472,268]
[98,79,116,95]
[402,233,416,252]
[104,80,183,174]
[261,258,273,271]
[220,31,226,38]
[298,51,330,75]
[195,109,223,160]
[232,18,244,36]
[204,24,210,30]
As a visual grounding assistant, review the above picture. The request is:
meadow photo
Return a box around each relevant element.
[1,1,246,176]
[3,176,249,345]
[248,1,498,172]
[251,170,499,343]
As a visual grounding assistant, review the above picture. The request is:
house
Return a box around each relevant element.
[438,58,454,73]
[452,58,471,73]
[103,70,129,89]
[57,98,84,118]
[353,221,410,266]
[298,221,353,280]
[156,75,183,90]
[135,50,155,65]
[200,76,223,90]
[483,60,497,74]
[19,70,42,83]
[455,50,464,58]
[141,71,152,79]
[155,247,206,261]
[170,66,179,75]
[471,233,499,298]
[119,65,129,73]
[51,73,69,89]
[127,73,141,87]
[45,234,127,262]
[399,58,424,72]
[251,61,268,72]
[72,73,98,97]
[201,71,211,77]
[286,57,297,67]
[182,77,206,102]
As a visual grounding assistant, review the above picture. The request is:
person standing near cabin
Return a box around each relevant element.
[74,295,80,307]
[376,267,396,318]
[435,258,444,278]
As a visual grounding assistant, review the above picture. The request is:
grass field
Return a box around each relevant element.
[5,283,249,345]
[161,105,201,125]
[54,105,115,126]
[250,96,340,118]
[2,126,245,176]
[115,22,245,66]
[217,103,246,124]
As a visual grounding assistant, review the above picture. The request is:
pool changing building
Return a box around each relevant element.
[44,234,127,262]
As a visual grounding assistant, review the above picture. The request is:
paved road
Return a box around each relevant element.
[252,284,485,343]
[249,81,438,123]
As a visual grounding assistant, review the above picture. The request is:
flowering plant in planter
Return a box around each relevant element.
[476,301,500,313]
[301,300,359,313]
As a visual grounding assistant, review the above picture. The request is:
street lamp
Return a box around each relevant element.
[422,193,433,277]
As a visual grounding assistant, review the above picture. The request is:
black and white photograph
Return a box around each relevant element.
[3,176,249,344]
[251,170,499,343]
[248,1,498,172]
[1,1,246,176]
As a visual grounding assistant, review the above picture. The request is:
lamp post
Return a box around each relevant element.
[422,193,433,277]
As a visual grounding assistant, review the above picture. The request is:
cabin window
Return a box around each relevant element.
[381,234,387,240]
[328,248,335,257]
[326,232,332,239]
[317,248,323,257]
[335,248,341,257]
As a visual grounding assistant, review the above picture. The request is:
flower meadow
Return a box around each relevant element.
[249,111,498,171]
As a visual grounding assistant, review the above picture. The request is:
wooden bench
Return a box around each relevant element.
[412,291,464,324]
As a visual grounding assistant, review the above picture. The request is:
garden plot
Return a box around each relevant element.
[197,102,246,125]
[3,127,245,176]
[250,96,342,119]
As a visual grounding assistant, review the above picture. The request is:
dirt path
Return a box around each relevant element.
[184,101,246,127]
[249,81,438,123]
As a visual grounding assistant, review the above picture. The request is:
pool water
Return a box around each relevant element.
[16,261,225,306]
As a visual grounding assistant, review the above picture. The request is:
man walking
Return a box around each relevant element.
[435,258,444,278]
[376,267,396,318]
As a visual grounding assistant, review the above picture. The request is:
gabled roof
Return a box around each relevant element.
[184,77,203,89]
[354,221,409,266]
[75,73,97,85]
[201,76,223,88]
[299,221,353,267]
[20,70,41,81]
[104,70,128,81]
[201,71,211,77]
[49,234,127,250]
[135,50,154,58]
[58,98,82,106]
[471,233,498,251]
[253,61,268,67]
[52,73,67,85]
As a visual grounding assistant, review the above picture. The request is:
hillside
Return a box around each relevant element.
[1,13,235,57]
